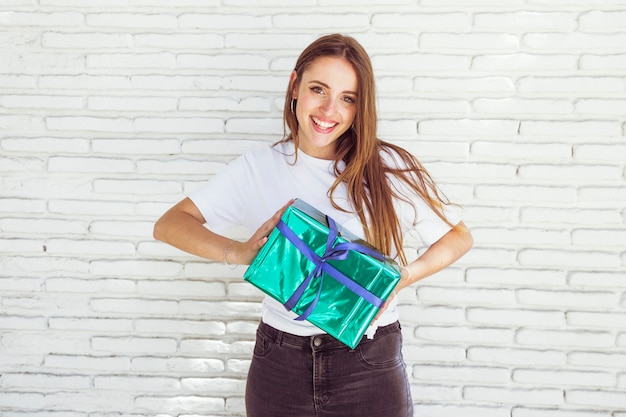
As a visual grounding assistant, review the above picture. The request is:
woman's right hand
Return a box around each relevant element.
[225,199,294,265]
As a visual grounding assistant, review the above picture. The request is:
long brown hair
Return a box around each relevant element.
[280,34,452,265]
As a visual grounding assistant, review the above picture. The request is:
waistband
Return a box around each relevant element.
[257,320,401,351]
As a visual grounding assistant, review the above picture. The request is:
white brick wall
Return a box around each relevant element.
[1,1,625,416]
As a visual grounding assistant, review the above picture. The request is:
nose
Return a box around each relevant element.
[319,98,336,115]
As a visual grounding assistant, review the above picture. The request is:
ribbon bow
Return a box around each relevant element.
[276,215,386,321]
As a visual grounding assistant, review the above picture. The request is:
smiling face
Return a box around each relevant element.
[291,56,358,160]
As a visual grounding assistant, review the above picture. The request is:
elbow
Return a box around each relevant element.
[153,217,167,242]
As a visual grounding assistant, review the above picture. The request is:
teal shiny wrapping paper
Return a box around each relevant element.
[243,199,401,348]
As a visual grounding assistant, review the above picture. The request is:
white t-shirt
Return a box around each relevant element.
[189,141,461,337]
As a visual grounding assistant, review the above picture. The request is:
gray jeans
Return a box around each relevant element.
[245,321,413,417]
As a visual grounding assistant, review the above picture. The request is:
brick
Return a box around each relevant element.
[0,94,84,109]
[135,318,225,337]
[518,249,620,269]
[272,13,369,29]
[95,375,180,391]
[412,404,510,417]
[86,13,177,28]
[179,300,262,319]
[514,369,615,387]
[473,98,572,114]
[48,317,133,332]
[409,383,462,402]
[418,119,519,136]
[521,120,622,137]
[87,53,176,69]
[373,53,470,72]
[516,329,614,348]
[44,354,130,371]
[92,337,177,354]
[0,51,85,75]
[567,311,626,329]
[39,74,131,90]
[133,117,224,134]
[524,33,626,50]
[465,386,563,406]
[417,286,516,305]
[2,137,90,153]
[471,227,569,246]
[412,364,510,383]
[473,53,577,71]
[372,13,470,31]
[48,156,134,173]
[467,346,565,366]
[134,33,223,49]
[46,277,136,294]
[181,377,245,393]
[574,144,626,162]
[0,11,84,26]
[521,207,622,226]
[90,298,178,315]
[580,10,626,31]
[378,97,469,115]
[518,76,624,94]
[46,116,133,133]
[131,356,225,373]
[178,13,271,29]
[137,159,225,175]
[569,272,626,288]
[472,141,571,160]
[581,54,626,70]
[0,393,45,410]
[466,268,566,286]
[88,96,178,111]
[416,326,514,344]
[572,229,626,247]
[43,32,132,48]
[225,118,283,135]
[2,373,91,390]
[179,97,271,112]
[399,304,465,325]
[0,218,88,235]
[223,75,287,92]
[0,156,44,172]
[414,76,515,93]
[421,33,519,50]
[513,407,612,417]
[474,11,577,31]
[178,53,269,70]
[93,179,182,195]
[134,395,224,414]
[576,99,626,116]
[566,389,626,409]
[137,280,226,298]
[0,315,46,330]
[467,307,564,327]
[403,344,466,363]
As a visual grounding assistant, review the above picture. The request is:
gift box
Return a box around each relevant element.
[243,199,401,348]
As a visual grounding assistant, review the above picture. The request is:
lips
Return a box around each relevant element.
[311,116,338,132]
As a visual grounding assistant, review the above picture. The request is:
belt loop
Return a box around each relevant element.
[276,329,283,346]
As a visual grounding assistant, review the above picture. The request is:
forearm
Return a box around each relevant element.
[153,208,231,262]
[400,221,473,290]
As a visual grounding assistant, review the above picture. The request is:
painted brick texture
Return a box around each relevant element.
[1,1,625,416]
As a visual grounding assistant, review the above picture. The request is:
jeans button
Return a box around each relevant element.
[313,336,322,347]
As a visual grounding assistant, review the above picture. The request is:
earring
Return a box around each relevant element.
[290,98,297,114]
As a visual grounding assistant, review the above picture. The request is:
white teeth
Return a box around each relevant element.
[313,117,336,129]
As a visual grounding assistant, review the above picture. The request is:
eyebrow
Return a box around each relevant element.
[309,80,357,96]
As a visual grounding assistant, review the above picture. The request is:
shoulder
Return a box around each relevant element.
[242,140,294,163]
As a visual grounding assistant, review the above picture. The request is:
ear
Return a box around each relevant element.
[289,71,298,99]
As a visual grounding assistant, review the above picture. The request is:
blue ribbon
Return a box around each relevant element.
[276,215,386,321]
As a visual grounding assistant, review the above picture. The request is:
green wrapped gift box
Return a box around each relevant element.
[243,199,401,348]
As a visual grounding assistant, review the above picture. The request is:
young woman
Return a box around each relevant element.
[154,34,473,417]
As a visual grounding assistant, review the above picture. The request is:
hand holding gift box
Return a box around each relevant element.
[244,199,401,348]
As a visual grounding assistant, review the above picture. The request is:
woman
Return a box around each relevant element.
[154,34,473,417]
